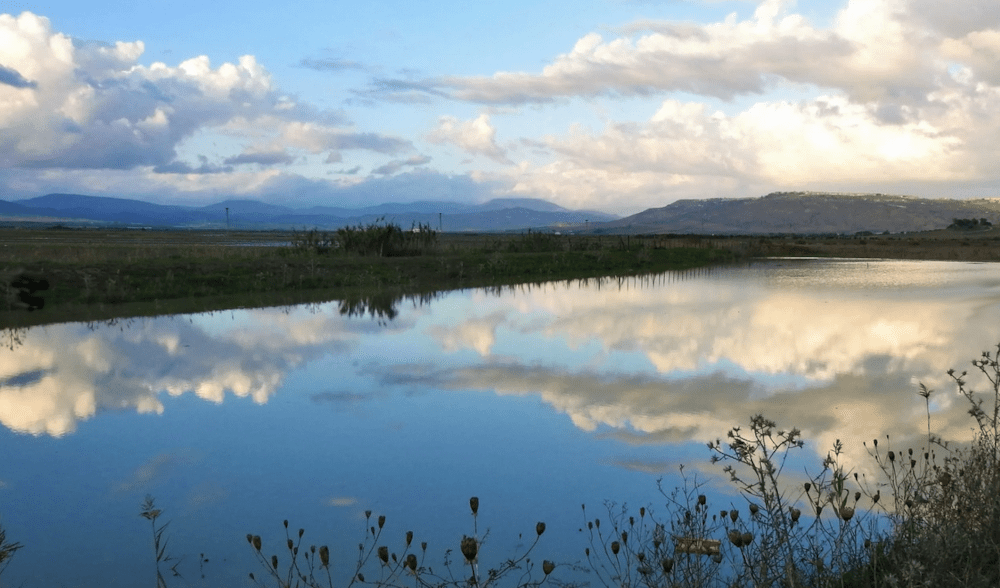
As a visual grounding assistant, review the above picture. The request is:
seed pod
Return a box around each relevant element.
[640,507,646,518]
[378,546,389,565]
[855,492,861,502]
[873,492,880,504]
[816,505,823,516]
[804,482,812,493]
[741,532,753,546]
[365,510,372,520]
[470,497,479,515]
[888,451,895,463]
[358,573,365,582]
[406,531,413,546]
[730,509,739,522]
[636,552,645,562]
[712,553,723,564]
[595,518,600,529]
[405,553,417,572]
[378,515,386,529]
[588,521,593,530]
[253,535,262,552]
[840,507,855,521]
[287,539,294,551]
[621,531,628,545]
[698,494,707,505]
[536,522,546,536]
[749,503,759,515]
[421,542,427,552]
[542,560,555,576]
[460,536,478,563]
[728,530,743,547]
[319,545,330,567]
[790,508,801,523]
[284,520,289,529]
[661,558,674,573]
[629,516,635,526]
[272,555,278,570]
[611,541,620,555]
[246,533,253,544]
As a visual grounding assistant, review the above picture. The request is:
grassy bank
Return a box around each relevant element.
[0,227,735,327]
[5,225,1000,328]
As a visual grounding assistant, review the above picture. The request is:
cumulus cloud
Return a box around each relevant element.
[425,1,852,104]
[0,12,408,178]
[335,0,1000,212]
[419,0,980,108]
[428,113,510,163]
[509,91,972,211]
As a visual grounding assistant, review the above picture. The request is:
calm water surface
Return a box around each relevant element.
[3,259,1000,587]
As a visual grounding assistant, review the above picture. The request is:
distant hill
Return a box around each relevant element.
[593,192,1000,235]
[9,191,999,234]
[0,193,618,231]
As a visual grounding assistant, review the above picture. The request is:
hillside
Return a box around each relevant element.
[0,194,617,231]
[597,192,1000,235]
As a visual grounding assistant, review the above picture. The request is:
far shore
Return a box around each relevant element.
[2,227,997,329]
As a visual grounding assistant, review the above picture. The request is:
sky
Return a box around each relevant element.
[1,0,999,215]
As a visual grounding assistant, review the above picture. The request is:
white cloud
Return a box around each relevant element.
[428,113,510,163]
[0,12,409,179]
[388,0,1000,212]
[433,1,850,104]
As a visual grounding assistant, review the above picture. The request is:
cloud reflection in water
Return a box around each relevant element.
[2,259,1000,477]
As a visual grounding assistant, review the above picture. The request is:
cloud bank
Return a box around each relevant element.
[3,1,1000,213]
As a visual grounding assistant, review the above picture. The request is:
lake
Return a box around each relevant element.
[2,258,1000,587]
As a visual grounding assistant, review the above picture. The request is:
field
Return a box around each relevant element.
[3,226,999,328]
[0,227,733,327]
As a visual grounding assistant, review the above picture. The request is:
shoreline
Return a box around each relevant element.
[3,227,998,329]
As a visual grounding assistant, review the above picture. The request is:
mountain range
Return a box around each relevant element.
[2,191,998,234]
[0,194,617,231]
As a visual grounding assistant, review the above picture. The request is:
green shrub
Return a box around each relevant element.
[335,219,438,257]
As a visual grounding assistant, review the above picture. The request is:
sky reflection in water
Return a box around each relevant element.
[2,259,1000,587]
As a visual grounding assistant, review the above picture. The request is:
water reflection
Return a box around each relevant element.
[3,259,1000,587]
[2,261,999,451]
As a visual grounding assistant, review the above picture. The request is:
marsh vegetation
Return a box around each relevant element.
[0,224,735,327]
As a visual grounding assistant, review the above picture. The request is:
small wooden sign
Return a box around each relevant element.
[673,537,721,556]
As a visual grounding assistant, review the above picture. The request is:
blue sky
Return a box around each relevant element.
[1,0,999,214]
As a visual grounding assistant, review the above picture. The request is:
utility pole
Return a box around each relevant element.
[225,207,230,231]
[439,212,442,232]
